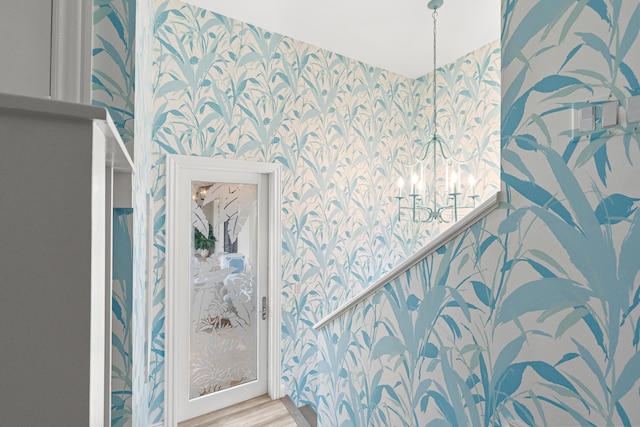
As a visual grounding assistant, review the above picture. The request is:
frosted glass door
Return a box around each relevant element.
[189,180,260,399]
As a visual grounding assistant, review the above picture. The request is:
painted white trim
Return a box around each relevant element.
[51,0,92,104]
[268,162,282,401]
[165,156,282,426]
[104,166,114,427]
[313,191,501,330]
[166,156,179,427]
[90,123,107,426]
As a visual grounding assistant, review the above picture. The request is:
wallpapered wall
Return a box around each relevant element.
[93,0,136,154]
[90,0,640,426]
[146,0,500,423]
[315,1,640,426]
[92,1,137,426]
[112,209,134,427]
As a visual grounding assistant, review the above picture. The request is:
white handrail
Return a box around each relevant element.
[313,191,501,330]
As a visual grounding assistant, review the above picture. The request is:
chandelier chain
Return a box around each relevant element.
[432,8,438,139]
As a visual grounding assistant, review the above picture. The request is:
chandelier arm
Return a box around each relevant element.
[452,150,478,163]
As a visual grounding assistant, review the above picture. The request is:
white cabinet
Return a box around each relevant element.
[0,93,133,426]
[0,0,91,103]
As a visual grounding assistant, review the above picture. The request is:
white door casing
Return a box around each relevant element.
[165,156,282,426]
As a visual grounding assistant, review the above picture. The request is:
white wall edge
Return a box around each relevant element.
[313,191,501,331]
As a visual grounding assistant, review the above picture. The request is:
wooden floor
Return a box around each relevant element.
[178,395,302,427]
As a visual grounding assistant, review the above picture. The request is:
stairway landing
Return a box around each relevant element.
[178,394,315,427]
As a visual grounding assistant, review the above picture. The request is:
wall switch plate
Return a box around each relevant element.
[628,95,640,123]
[579,105,595,132]
[601,101,618,127]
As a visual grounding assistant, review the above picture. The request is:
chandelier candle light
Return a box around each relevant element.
[396,0,479,223]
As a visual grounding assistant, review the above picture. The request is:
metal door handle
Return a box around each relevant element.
[261,296,268,320]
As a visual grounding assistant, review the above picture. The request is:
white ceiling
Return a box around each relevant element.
[182,0,501,79]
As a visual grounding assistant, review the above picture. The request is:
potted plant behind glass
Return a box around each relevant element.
[194,224,216,258]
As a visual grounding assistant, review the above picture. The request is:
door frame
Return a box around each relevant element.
[165,155,282,426]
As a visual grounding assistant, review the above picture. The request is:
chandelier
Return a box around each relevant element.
[396,0,478,223]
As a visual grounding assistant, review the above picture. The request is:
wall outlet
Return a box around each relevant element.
[579,105,595,132]
[601,100,618,127]
[627,95,640,123]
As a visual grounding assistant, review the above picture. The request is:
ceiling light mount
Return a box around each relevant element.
[427,0,443,10]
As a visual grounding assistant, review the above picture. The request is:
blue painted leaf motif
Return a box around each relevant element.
[494,363,527,406]
[497,279,592,324]
[615,401,632,427]
[531,75,585,94]
[503,94,529,138]
[426,391,457,425]
[421,343,439,358]
[441,315,462,338]
[561,135,582,164]
[513,400,536,426]
[591,131,612,185]
[503,173,576,227]
[523,258,557,278]
[581,310,607,357]
[559,44,584,72]
[612,352,640,401]
[594,194,639,225]
[113,298,125,324]
[372,384,400,406]
[372,336,405,358]
[419,394,430,413]
[498,208,527,234]
[514,134,538,151]
[465,373,481,389]
[472,281,492,307]
[555,353,579,366]
[493,336,526,388]
[577,32,613,69]
[406,294,420,311]
[620,62,640,95]
[618,2,640,62]
[502,1,564,68]
[530,361,579,394]
[586,0,610,24]
[478,235,498,258]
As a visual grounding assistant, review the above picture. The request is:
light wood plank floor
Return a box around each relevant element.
[178,395,299,427]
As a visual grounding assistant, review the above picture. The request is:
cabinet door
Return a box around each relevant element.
[0,0,53,98]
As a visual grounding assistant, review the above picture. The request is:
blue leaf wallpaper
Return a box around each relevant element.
[89,0,639,425]
[93,0,136,154]
[92,1,138,426]
[112,209,134,427]
[145,0,500,422]
[314,1,640,426]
